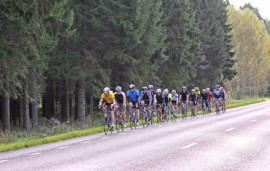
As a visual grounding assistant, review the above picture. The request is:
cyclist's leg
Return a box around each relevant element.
[140,100,145,110]
[114,103,119,117]
[128,102,133,112]
[135,103,140,122]
[175,103,179,114]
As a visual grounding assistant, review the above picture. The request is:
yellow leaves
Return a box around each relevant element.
[227,6,270,96]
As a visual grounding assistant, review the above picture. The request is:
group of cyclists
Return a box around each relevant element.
[98,84,227,131]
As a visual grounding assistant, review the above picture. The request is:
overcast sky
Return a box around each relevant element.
[229,0,270,19]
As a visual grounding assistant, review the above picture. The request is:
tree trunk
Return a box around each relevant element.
[3,94,10,132]
[19,96,24,129]
[28,67,38,130]
[65,79,70,122]
[24,84,31,132]
[42,77,55,119]
[77,79,85,125]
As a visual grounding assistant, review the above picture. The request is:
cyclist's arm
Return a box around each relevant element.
[123,93,127,107]
[138,91,144,103]
[99,98,103,106]
[112,99,116,106]
[148,92,152,106]
[154,95,157,104]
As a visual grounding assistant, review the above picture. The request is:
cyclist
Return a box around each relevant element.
[154,89,165,121]
[163,89,172,120]
[189,89,198,115]
[148,85,155,104]
[200,89,209,111]
[195,87,201,113]
[220,87,226,111]
[98,87,116,131]
[114,86,127,128]
[207,88,212,112]
[171,90,179,117]
[213,85,222,111]
[179,87,189,114]
[138,87,152,124]
[126,84,140,126]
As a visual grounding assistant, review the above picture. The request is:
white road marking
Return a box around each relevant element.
[0,160,8,163]
[134,130,139,132]
[120,133,126,135]
[251,120,256,122]
[81,141,91,144]
[180,143,197,150]
[57,146,69,150]
[225,128,235,132]
[29,152,40,156]
[102,137,109,139]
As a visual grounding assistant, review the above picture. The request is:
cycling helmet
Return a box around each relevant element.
[191,89,195,92]
[156,89,162,93]
[207,88,210,91]
[195,87,199,91]
[148,85,154,89]
[171,90,176,94]
[103,87,110,93]
[203,89,206,92]
[142,87,147,91]
[182,86,187,90]
[129,84,135,89]
[164,89,169,94]
[220,87,223,90]
[115,86,122,92]
[215,85,220,88]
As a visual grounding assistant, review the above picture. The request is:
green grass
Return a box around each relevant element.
[0,97,269,153]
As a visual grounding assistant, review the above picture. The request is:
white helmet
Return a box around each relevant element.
[163,89,169,94]
[156,89,162,93]
[129,84,135,89]
[103,87,110,93]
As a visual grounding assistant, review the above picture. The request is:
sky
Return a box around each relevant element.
[229,0,270,19]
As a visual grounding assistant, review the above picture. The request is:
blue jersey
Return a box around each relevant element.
[126,89,139,103]
[213,89,222,98]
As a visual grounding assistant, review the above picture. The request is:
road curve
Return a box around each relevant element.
[1,101,270,171]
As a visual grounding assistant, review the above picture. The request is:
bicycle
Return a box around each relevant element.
[129,105,137,129]
[102,105,113,135]
[190,101,196,118]
[156,104,163,124]
[116,105,125,132]
[181,101,187,119]
[215,99,221,115]
[164,105,169,123]
[221,98,226,113]
[171,104,177,121]
[141,104,150,128]
[202,100,209,115]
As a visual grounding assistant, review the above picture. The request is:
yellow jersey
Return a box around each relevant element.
[195,90,200,96]
[101,91,115,104]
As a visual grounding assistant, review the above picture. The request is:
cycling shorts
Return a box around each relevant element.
[103,103,114,111]
[172,100,177,104]
[130,101,139,109]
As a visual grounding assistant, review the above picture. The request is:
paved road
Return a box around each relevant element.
[1,101,270,171]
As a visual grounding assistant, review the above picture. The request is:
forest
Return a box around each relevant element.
[0,0,270,133]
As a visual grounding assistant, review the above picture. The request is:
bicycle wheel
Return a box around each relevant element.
[130,113,135,129]
[142,110,146,128]
[165,107,169,123]
[182,105,187,119]
[103,115,110,135]
[215,101,220,115]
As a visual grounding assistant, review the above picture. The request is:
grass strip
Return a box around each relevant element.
[0,97,269,153]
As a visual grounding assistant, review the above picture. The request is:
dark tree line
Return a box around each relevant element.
[0,0,235,132]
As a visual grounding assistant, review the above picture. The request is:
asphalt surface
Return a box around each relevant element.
[1,101,270,171]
